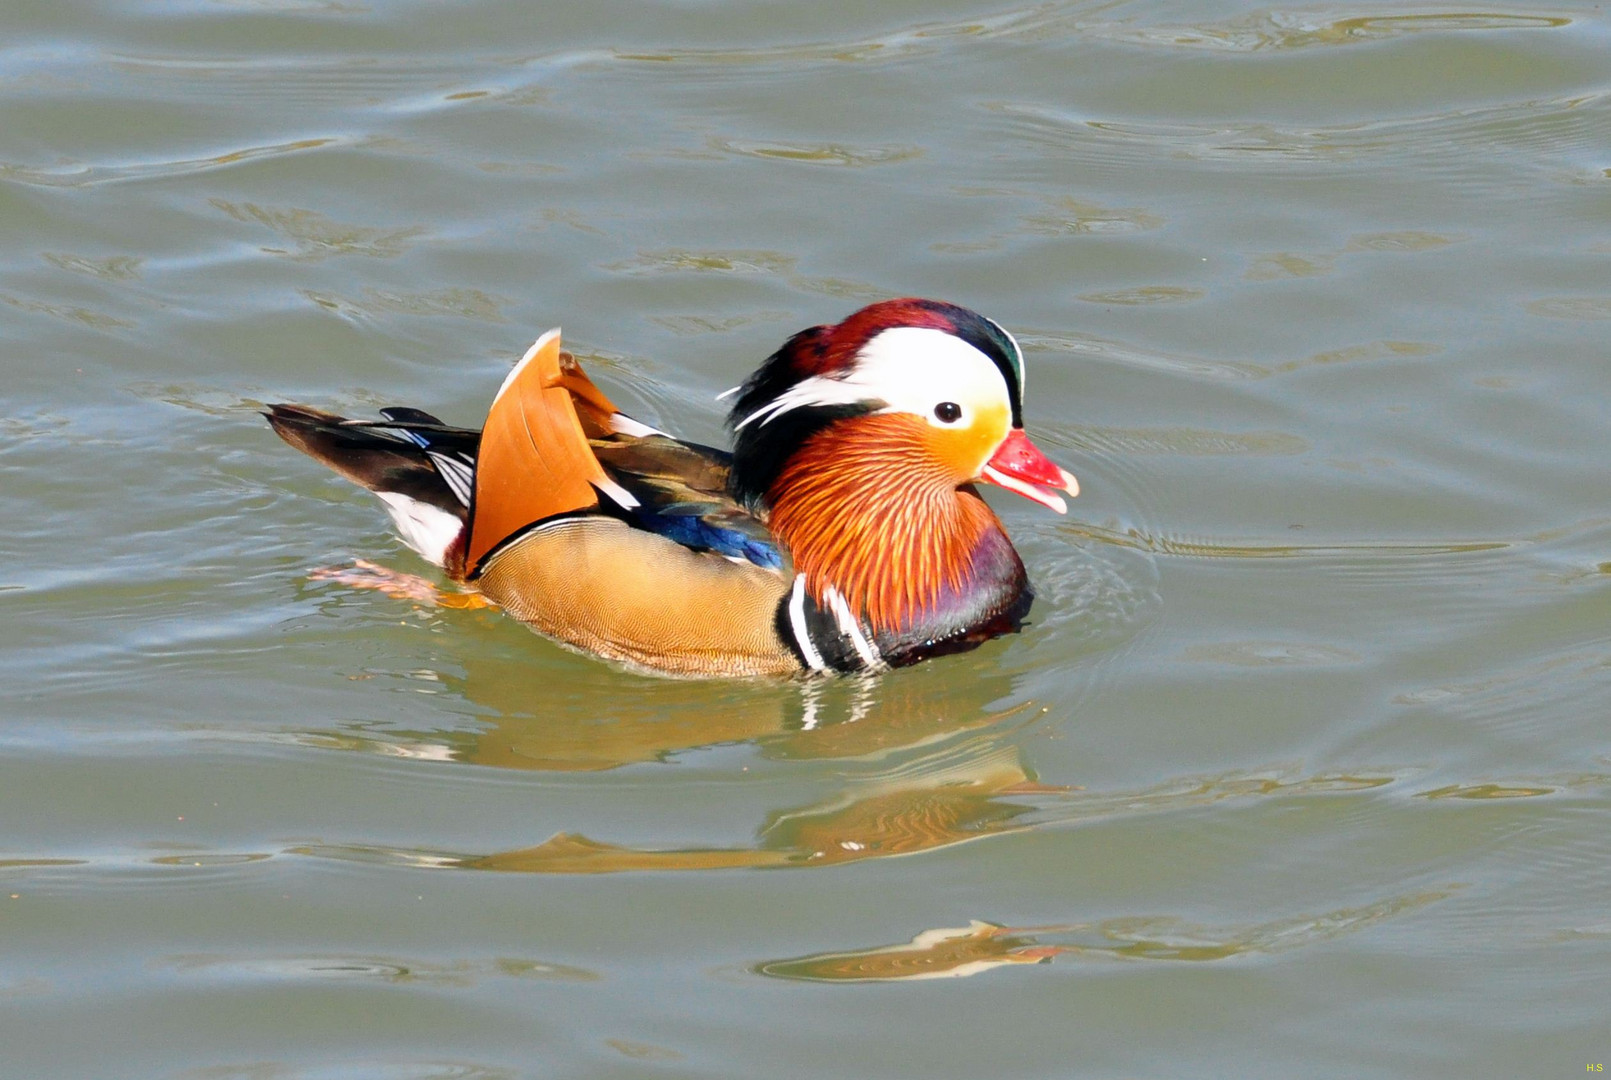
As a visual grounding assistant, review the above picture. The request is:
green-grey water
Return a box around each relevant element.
[4,2,1610,1077]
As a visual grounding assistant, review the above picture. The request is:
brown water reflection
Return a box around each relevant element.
[461,739,1056,874]
[289,754,1415,878]
[307,648,1035,772]
[287,650,1065,873]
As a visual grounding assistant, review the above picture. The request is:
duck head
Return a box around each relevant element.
[726,299,1077,634]
[728,298,1077,515]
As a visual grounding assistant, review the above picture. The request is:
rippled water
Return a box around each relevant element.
[3,2,1610,1077]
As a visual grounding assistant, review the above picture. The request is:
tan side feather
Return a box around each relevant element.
[476,518,797,677]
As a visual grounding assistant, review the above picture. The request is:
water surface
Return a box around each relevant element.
[3,2,1610,1077]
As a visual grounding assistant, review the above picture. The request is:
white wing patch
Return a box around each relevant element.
[593,475,641,510]
[376,491,463,567]
[608,413,669,439]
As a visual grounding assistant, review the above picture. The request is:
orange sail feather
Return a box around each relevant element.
[465,329,621,573]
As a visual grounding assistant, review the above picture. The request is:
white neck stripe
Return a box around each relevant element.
[789,575,828,672]
[824,586,884,671]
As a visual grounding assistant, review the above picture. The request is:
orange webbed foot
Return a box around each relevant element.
[309,559,495,610]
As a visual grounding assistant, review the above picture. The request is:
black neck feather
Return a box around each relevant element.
[725,327,871,511]
[726,402,873,513]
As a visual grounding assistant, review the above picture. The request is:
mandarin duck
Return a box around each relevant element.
[267,299,1077,677]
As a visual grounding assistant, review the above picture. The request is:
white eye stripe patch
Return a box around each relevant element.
[735,327,1012,430]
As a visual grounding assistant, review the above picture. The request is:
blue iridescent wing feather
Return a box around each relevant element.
[590,434,783,570]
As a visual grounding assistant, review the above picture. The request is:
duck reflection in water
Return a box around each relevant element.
[297,627,1069,873]
[458,734,1063,874]
[310,638,1042,771]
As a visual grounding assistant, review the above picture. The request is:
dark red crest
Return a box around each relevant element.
[789,298,961,378]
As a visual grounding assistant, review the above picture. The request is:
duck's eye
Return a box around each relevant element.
[933,401,962,424]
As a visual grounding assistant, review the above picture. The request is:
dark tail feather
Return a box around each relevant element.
[265,403,467,521]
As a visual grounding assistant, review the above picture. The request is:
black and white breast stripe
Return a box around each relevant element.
[778,574,885,675]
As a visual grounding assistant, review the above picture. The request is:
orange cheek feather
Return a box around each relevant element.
[767,413,1003,633]
[927,402,1011,482]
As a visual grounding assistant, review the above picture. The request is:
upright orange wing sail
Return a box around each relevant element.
[466,329,623,573]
